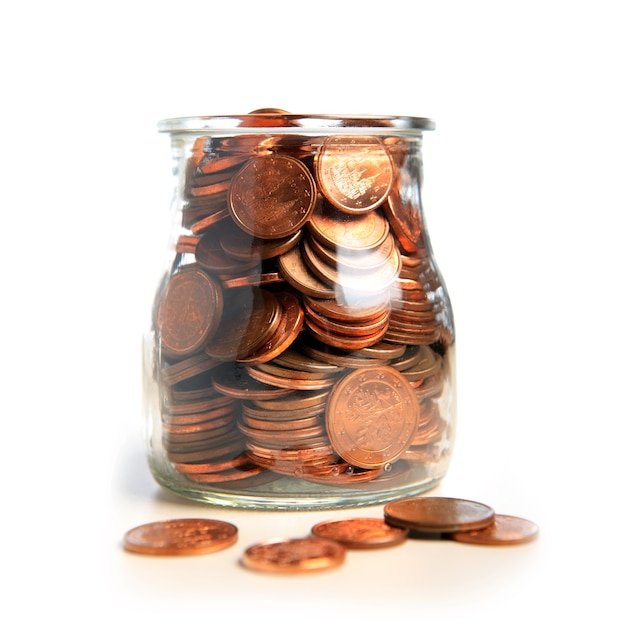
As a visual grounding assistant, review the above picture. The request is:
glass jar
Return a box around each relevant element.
[143,111,456,510]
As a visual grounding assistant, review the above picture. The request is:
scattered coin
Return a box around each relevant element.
[123,518,238,556]
[311,517,408,549]
[448,514,540,546]
[241,537,346,573]
[384,496,496,533]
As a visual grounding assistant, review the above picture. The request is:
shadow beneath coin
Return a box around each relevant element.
[407,530,446,541]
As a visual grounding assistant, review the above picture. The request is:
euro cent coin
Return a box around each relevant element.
[384,496,496,534]
[311,517,408,549]
[325,366,419,469]
[156,267,223,359]
[448,514,539,546]
[242,537,346,573]
[123,518,238,556]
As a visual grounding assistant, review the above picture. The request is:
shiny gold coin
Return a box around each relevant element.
[448,514,539,546]
[123,518,238,556]
[325,366,419,469]
[384,497,496,534]
[315,135,393,214]
[311,517,408,549]
[242,537,346,573]
[229,155,316,239]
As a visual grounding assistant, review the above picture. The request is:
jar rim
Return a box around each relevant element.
[157,113,435,134]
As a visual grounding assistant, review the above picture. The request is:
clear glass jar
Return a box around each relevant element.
[143,111,456,510]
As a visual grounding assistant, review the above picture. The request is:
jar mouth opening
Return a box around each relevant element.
[157,113,435,134]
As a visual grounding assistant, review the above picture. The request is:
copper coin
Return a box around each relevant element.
[246,364,337,390]
[205,288,281,360]
[237,291,304,365]
[172,451,251,474]
[303,294,389,323]
[448,514,539,546]
[383,497,496,534]
[123,518,238,556]
[220,223,302,261]
[315,135,393,214]
[308,201,389,251]
[156,266,224,359]
[160,352,221,386]
[277,244,336,298]
[305,315,388,350]
[325,366,419,469]
[383,177,422,255]
[183,463,268,484]
[302,236,400,295]
[242,537,345,573]
[212,363,293,399]
[229,155,316,239]
[195,231,259,275]
[311,518,408,549]
[197,153,249,175]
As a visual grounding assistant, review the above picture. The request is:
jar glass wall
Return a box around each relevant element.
[143,112,456,510]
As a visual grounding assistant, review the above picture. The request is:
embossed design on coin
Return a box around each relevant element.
[123,518,238,556]
[156,267,223,359]
[229,155,316,239]
[383,497,496,534]
[242,537,345,573]
[448,514,539,545]
[325,366,419,469]
[311,517,408,549]
[315,135,393,214]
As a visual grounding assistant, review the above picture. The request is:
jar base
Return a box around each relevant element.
[149,456,446,510]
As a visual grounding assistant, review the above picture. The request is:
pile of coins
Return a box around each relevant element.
[153,122,455,493]
[123,496,539,572]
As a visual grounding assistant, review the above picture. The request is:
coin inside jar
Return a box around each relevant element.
[156,266,224,359]
[315,135,393,214]
[229,155,316,239]
[325,366,420,469]
[383,497,496,534]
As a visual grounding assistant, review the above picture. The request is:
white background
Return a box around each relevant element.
[1,1,624,624]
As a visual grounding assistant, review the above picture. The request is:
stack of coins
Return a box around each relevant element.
[154,126,455,492]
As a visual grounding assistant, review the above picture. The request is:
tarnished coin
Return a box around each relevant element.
[325,367,419,469]
[123,518,238,556]
[229,155,316,239]
[315,135,393,214]
[384,497,496,534]
[448,514,539,546]
[156,266,224,359]
[311,517,408,549]
[242,537,346,573]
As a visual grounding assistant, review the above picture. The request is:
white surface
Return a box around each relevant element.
[1,1,624,624]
